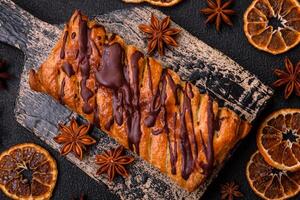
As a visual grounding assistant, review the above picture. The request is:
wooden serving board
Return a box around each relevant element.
[0,0,273,199]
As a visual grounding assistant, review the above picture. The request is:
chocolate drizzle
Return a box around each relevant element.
[78,16,93,114]
[60,31,68,59]
[95,43,125,89]
[166,73,180,105]
[144,69,198,179]
[144,66,179,175]
[128,51,144,154]
[144,69,167,128]
[95,43,144,154]
[56,13,217,180]
[59,78,66,104]
[62,62,75,77]
[71,32,76,39]
[170,113,178,174]
[201,97,215,175]
[178,84,195,180]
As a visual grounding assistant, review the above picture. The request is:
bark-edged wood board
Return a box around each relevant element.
[0,0,273,199]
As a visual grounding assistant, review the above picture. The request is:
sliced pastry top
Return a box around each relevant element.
[29,10,251,191]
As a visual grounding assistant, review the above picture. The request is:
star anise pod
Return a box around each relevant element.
[95,146,134,182]
[138,14,181,56]
[273,57,300,99]
[221,182,243,200]
[200,0,235,32]
[54,118,96,160]
[0,59,11,90]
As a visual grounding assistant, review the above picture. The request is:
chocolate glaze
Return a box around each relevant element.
[59,78,66,104]
[105,117,114,131]
[185,83,198,172]
[57,15,217,180]
[201,97,215,175]
[78,16,93,114]
[143,68,179,175]
[62,62,75,77]
[166,73,180,105]
[128,51,144,154]
[71,32,76,39]
[144,68,205,180]
[144,68,199,179]
[179,84,195,180]
[95,43,125,89]
[95,43,144,154]
[60,31,68,59]
[170,113,178,174]
[144,70,167,128]
[78,18,88,60]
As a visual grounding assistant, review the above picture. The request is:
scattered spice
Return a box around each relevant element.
[273,57,300,99]
[0,59,11,90]
[95,146,134,182]
[54,118,96,160]
[221,182,243,200]
[138,14,181,56]
[200,0,235,32]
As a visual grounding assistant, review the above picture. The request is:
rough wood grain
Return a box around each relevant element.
[0,0,273,199]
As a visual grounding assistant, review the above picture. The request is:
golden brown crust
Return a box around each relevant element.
[28,10,251,192]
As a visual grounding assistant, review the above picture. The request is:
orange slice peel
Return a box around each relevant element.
[0,143,57,200]
[257,108,300,172]
[246,151,300,200]
[243,0,300,55]
[122,0,182,7]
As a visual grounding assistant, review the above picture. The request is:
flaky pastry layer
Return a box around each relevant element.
[29,11,251,192]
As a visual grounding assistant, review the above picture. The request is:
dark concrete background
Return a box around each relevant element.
[0,0,299,199]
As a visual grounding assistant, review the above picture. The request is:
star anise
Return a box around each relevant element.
[273,57,300,99]
[95,146,134,182]
[221,182,243,200]
[0,59,11,90]
[138,14,181,56]
[200,0,235,32]
[54,118,96,160]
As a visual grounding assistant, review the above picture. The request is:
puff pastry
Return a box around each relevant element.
[29,10,251,192]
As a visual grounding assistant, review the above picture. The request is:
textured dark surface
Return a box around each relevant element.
[0,0,299,200]
[3,1,270,198]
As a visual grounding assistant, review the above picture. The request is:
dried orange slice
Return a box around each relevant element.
[122,0,182,7]
[246,151,300,200]
[257,108,300,172]
[0,143,57,200]
[243,0,300,55]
